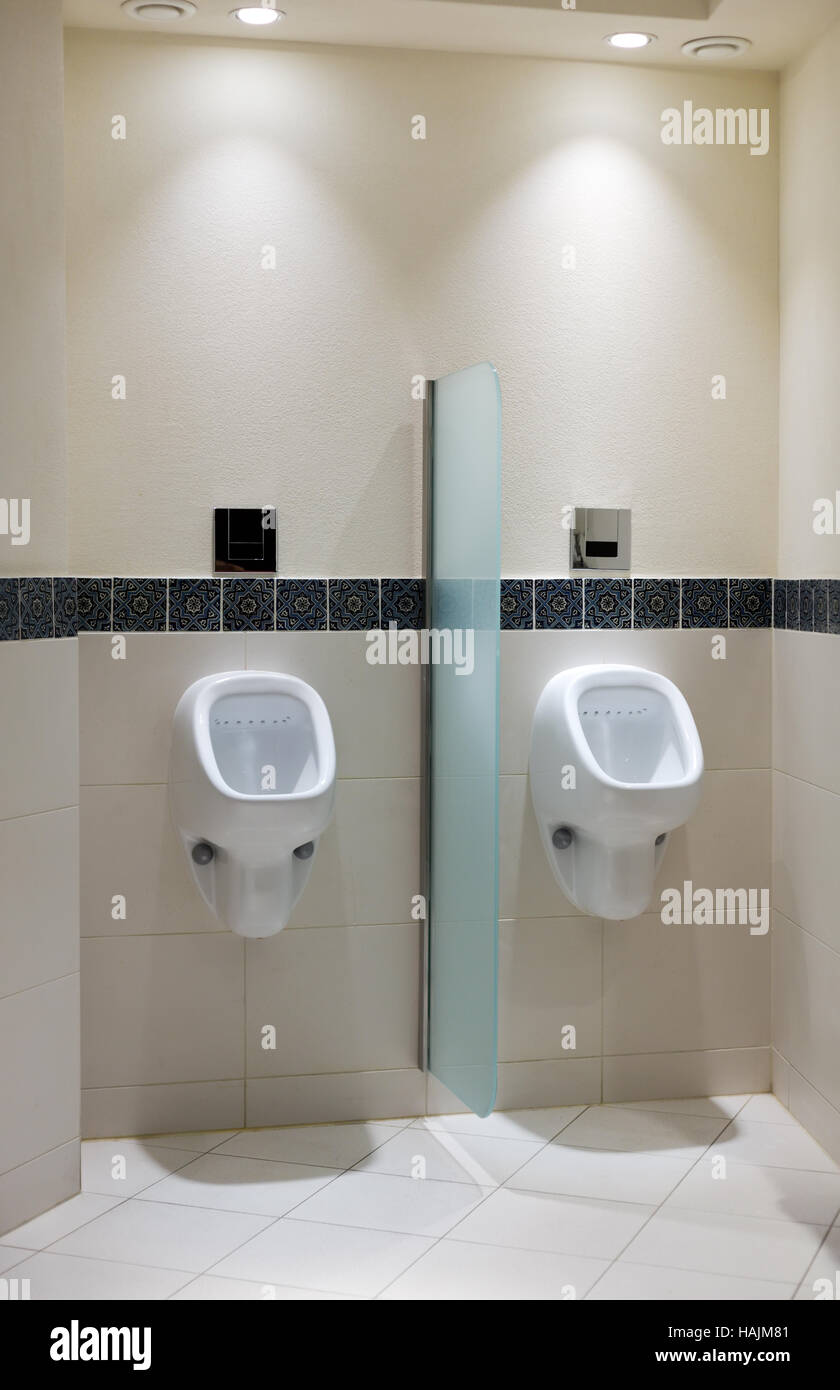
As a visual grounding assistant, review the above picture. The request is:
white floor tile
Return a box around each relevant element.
[447,1188,654,1259]
[713,1120,840,1172]
[555,1105,727,1158]
[621,1207,827,1283]
[288,1170,492,1238]
[137,1154,339,1217]
[737,1095,797,1125]
[380,1239,609,1300]
[354,1128,542,1187]
[6,1251,192,1300]
[136,1130,240,1152]
[414,1106,585,1143]
[51,1198,274,1273]
[665,1157,840,1225]
[507,1145,693,1205]
[212,1218,433,1296]
[794,1227,840,1300]
[7,1096,830,1301]
[172,1274,354,1300]
[82,1139,199,1197]
[588,1261,795,1301]
[0,1193,121,1251]
[0,1246,31,1274]
[214,1122,396,1170]
[610,1096,751,1119]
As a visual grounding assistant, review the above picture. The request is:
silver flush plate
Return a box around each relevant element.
[570,508,631,572]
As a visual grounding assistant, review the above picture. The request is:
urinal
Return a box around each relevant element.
[530,665,703,920]
[169,671,336,938]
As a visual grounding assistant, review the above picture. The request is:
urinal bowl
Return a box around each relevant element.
[530,664,703,920]
[169,671,336,938]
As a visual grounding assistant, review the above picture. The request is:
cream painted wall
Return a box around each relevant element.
[65,32,779,578]
[779,17,840,578]
[772,15,840,1165]
[0,0,67,575]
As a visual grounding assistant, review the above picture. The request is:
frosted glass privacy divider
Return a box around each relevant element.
[424,362,501,1118]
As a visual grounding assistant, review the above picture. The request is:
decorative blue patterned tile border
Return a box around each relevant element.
[634,578,680,629]
[681,578,728,629]
[502,577,778,631]
[77,577,112,632]
[535,578,582,630]
[329,579,380,631]
[586,577,632,629]
[829,580,840,636]
[0,578,20,640]
[500,579,533,630]
[1,575,837,640]
[222,577,275,632]
[169,578,221,632]
[19,578,53,640]
[113,577,167,633]
[277,579,327,632]
[54,577,78,639]
[381,578,425,630]
[730,579,772,630]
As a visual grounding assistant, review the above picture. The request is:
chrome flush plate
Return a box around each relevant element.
[570,507,631,571]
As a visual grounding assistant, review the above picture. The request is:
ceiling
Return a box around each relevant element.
[62,0,840,71]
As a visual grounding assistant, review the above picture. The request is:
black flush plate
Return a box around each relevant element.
[214,508,276,573]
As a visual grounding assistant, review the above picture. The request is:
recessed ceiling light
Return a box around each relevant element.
[121,0,196,20]
[231,5,284,23]
[605,33,656,50]
[682,36,752,60]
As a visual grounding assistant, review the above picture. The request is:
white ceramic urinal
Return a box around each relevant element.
[169,671,335,938]
[530,664,703,920]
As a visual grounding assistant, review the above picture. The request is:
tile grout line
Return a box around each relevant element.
[581,1093,799,1300]
[371,1104,591,1298]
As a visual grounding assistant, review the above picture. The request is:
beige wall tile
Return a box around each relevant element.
[604,914,769,1056]
[0,808,78,997]
[246,1068,425,1129]
[594,630,771,772]
[246,632,421,779]
[0,975,80,1175]
[499,918,601,1063]
[500,631,616,775]
[603,1048,771,1105]
[246,924,421,1078]
[772,1049,792,1108]
[787,1066,840,1169]
[290,777,421,928]
[773,632,840,795]
[772,911,840,1113]
[499,775,583,919]
[0,640,78,819]
[81,935,244,1088]
[0,1140,79,1240]
[495,1058,601,1111]
[79,633,247,785]
[654,770,771,902]
[81,785,223,936]
[773,771,840,955]
[82,1080,244,1141]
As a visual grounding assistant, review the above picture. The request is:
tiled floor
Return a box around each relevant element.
[2,1094,839,1300]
